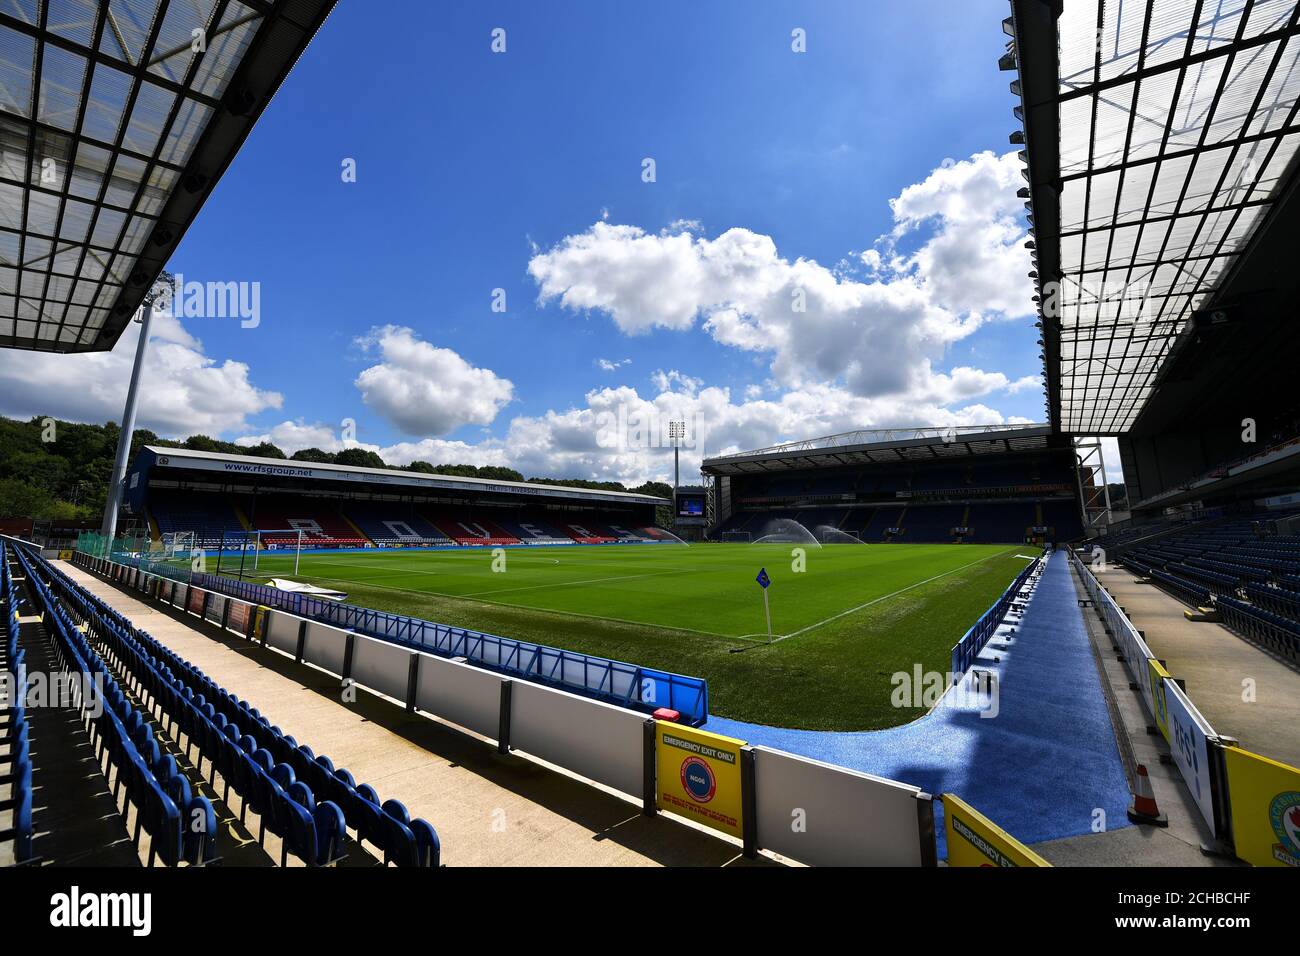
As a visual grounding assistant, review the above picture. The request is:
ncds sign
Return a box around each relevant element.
[655,723,745,839]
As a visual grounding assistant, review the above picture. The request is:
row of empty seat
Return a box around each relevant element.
[1118,516,1300,659]
[12,543,442,866]
[733,458,1073,499]
[17,544,220,866]
[145,493,660,550]
[713,500,1079,543]
[1217,596,1300,659]
[0,543,33,864]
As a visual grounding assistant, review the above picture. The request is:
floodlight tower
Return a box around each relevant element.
[100,272,175,550]
[669,421,685,505]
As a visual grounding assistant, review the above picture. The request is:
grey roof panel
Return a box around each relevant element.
[0,0,335,353]
[1010,0,1300,434]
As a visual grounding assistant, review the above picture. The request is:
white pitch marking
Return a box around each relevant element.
[460,566,693,598]
[765,548,1022,644]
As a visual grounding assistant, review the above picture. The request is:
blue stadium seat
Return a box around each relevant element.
[15,543,441,867]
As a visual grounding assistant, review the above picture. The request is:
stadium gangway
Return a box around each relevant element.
[92,549,710,727]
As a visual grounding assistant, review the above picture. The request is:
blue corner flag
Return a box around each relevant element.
[756,568,771,589]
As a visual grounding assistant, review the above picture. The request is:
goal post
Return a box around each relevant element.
[720,531,752,543]
[244,528,307,576]
[162,530,195,559]
[157,528,309,579]
[151,528,315,579]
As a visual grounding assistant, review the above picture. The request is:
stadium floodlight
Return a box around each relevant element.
[669,420,685,504]
[100,273,175,547]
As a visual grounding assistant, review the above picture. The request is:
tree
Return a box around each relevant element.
[528,476,627,492]
[334,447,387,469]
[240,441,287,459]
[292,448,337,464]
[430,463,479,478]
[400,460,527,481]
[0,478,54,518]
[630,480,672,499]
[183,434,222,452]
[630,480,675,527]
[7,451,70,496]
[1106,482,1129,511]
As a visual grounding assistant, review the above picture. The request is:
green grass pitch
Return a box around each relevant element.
[232,542,1033,731]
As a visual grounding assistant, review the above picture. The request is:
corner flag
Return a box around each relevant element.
[755,568,772,639]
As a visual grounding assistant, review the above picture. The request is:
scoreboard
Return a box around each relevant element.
[676,491,707,525]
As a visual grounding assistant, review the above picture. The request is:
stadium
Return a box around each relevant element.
[0,0,1296,924]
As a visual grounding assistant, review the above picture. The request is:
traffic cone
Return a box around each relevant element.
[1127,764,1168,826]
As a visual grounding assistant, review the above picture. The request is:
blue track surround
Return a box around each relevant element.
[951,554,1042,677]
[706,551,1132,856]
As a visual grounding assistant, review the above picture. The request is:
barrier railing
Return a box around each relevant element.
[57,543,938,866]
[950,551,1044,678]
[1067,547,1300,867]
[79,547,710,726]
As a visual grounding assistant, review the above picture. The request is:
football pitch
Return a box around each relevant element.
[237,542,1034,731]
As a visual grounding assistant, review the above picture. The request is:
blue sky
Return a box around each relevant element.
[3,0,1060,484]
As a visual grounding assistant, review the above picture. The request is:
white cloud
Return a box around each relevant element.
[377,437,515,469]
[528,224,712,334]
[329,151,1045,486]
[353,325,514,436]
[362,377,1031,488]
[527,151,1035,409]
[650,369,703,394]
[0,311,281,436]
[234,420,382,455]
[1006,374,1044,394]
[662,218,703,235]
[1099,436,1125,483]
[915,366,1027,403]
[888,151,1034,318]
[596,357,631,371]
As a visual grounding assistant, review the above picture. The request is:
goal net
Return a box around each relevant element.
[246,529,309,575]
[162,530,195,559]
[720,531,752,543]
[817,527,862,544]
